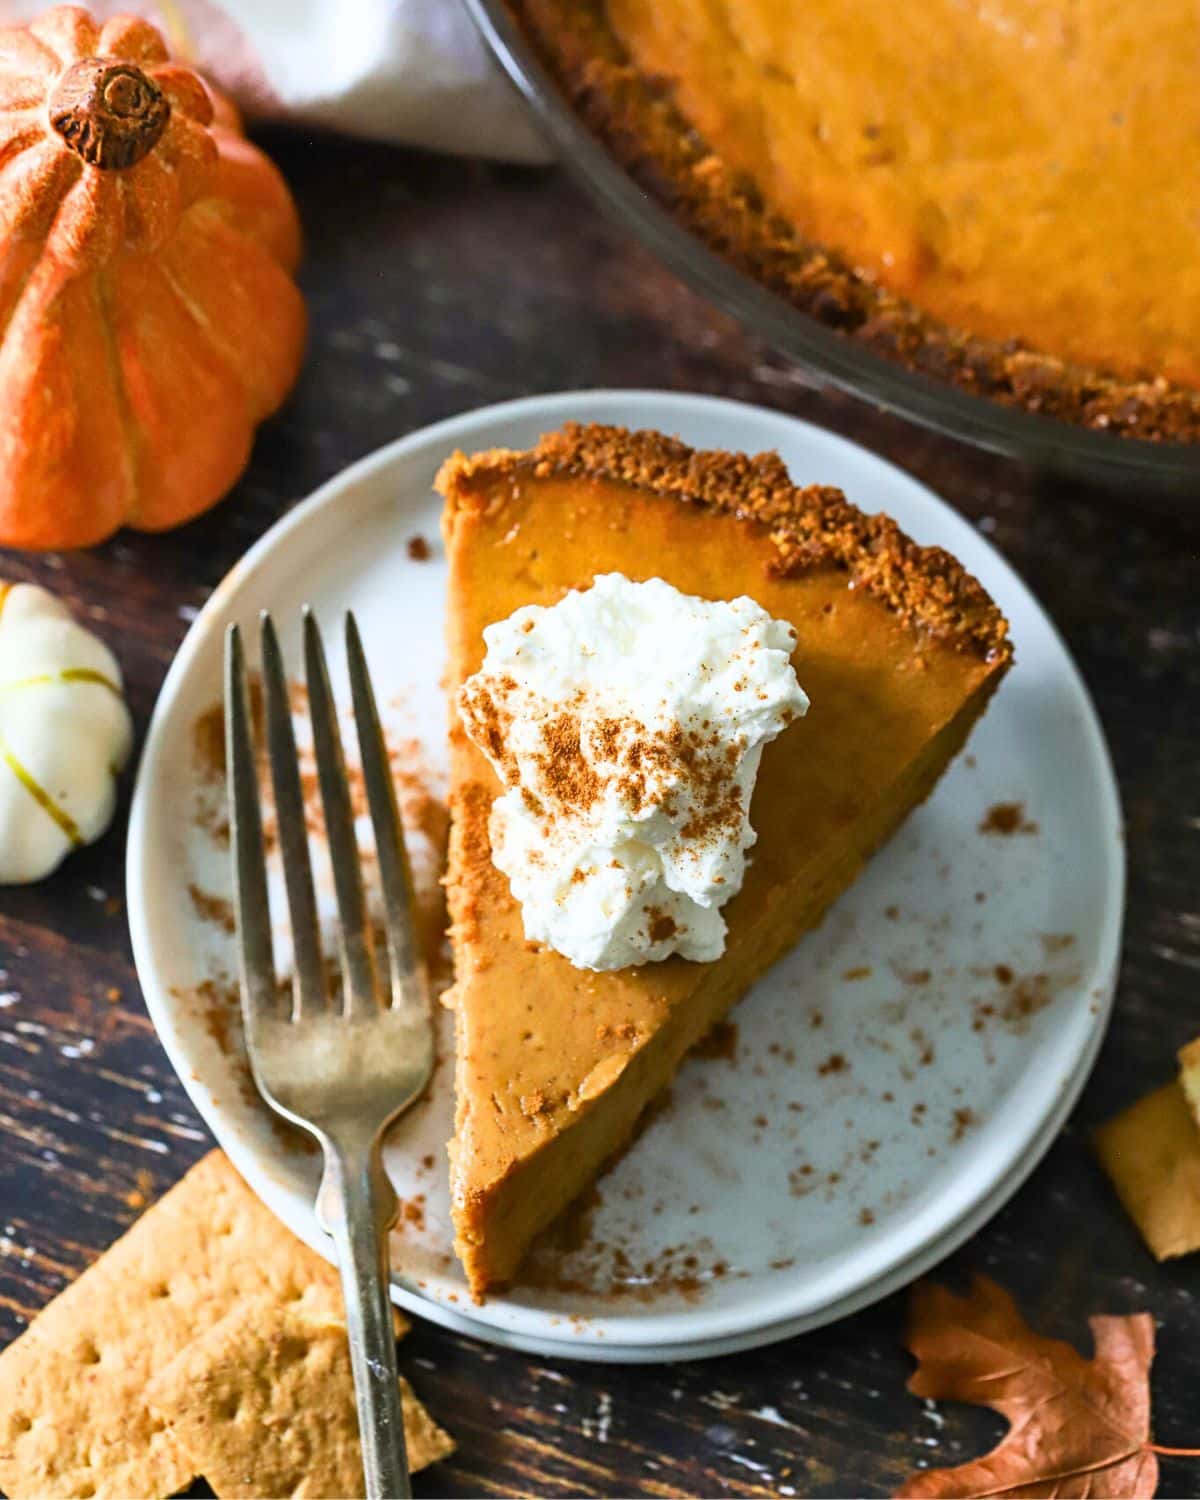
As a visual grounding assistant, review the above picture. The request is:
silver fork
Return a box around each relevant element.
[225,608,434,1500]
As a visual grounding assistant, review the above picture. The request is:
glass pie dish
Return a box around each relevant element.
[467,0,1200,510]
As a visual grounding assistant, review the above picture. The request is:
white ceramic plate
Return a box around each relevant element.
[128,391,1124,1363]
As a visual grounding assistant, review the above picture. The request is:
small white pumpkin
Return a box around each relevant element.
[0,581,133,884]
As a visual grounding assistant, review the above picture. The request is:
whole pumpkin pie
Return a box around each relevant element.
[438,422,1011,1298]
[509,0,1200,443]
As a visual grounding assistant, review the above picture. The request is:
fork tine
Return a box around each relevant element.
[304,607,378,1018]
[260,613,326,1020]
[345,612,428,1007]
[225,623,278,1031]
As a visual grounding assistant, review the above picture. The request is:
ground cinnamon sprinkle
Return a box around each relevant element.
[537,711,604,810]
[193,674,264,781]
[586,715,742,842]
[465,672,752,855]
[692,1019,739,1062]
[979,800,1039,836]
[187,883,235,934]
[460,682,516,782]
[593,716,624,761]
[645,908,678,944]
[188,694,451,981]
[397,1193,427,1230]
[192,702,225,781]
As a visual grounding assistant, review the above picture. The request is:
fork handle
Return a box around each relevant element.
[321,1136,411,1500]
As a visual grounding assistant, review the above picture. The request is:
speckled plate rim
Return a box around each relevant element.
[127,389,1124,1362]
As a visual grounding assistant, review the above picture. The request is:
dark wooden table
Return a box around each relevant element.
[1,131,1198,1499]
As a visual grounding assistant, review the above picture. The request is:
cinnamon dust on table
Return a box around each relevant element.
[123,1167,157,1211]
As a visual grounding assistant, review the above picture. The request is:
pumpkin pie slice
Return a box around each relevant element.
[437,423,1011,1298]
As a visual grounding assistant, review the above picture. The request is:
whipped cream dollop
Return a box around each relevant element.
[458,573,809,971]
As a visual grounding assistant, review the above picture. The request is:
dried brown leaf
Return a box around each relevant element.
[895,1275,1171,1499]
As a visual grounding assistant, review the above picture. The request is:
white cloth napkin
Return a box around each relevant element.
[0,0,553,163]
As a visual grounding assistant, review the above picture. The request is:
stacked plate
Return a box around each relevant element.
[128,392,1123,1361]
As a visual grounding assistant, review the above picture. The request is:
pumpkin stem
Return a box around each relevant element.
[48,59,170,169]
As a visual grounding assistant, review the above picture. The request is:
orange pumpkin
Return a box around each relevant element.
[0,6,305,550]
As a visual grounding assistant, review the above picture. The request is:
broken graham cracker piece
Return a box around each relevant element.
[1094,1081,1200,1260]
[1178,1038,1200,1127]
[0,1150,407,1499]
[148,1295,454,1498]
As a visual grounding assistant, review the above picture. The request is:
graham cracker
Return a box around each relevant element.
[1178,1037,1200,1128]
[1094,1081,1200,1260]
[0,1150,408,1498]
[148,1295,454,1497]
